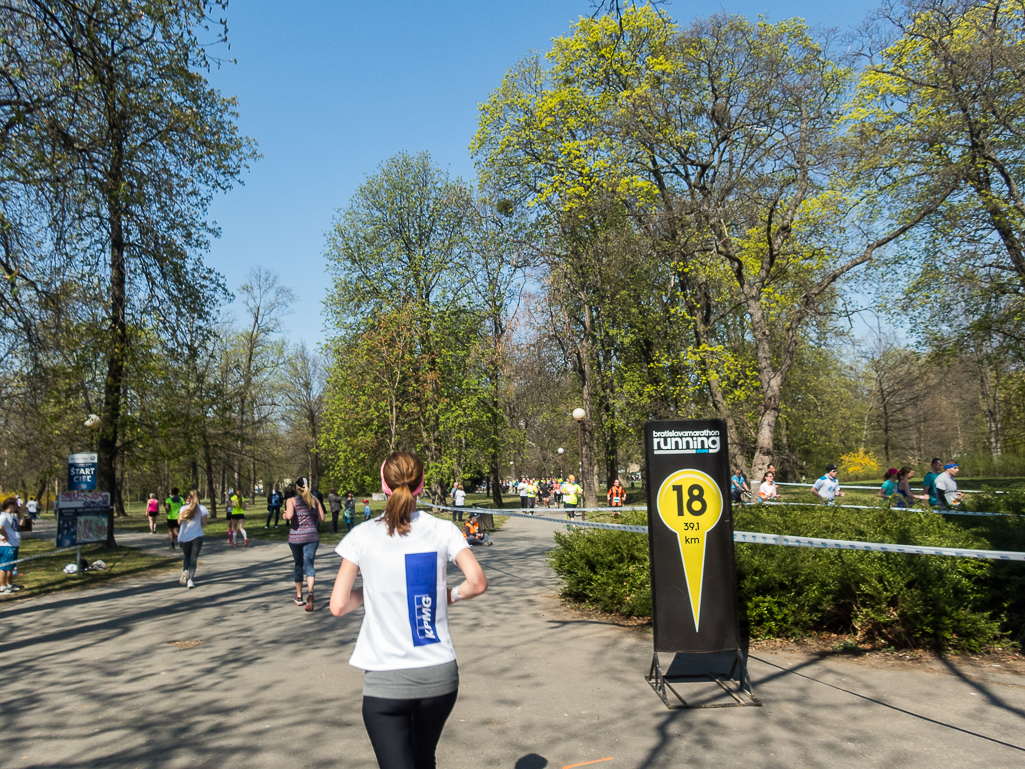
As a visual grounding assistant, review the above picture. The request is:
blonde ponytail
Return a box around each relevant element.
[178,490,200,522]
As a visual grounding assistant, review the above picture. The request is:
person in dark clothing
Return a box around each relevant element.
[328,488,343,533]
[343,492,356,532]
[265,484,284,529]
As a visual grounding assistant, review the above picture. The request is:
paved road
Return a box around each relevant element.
[2,516,1024,769]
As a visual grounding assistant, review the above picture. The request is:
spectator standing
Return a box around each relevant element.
[934,462,963,507]
[328,488,343,533]
[0,497,21,594]
[176,490,208,589]
[452,484,466,522]
[284,477,325,611]
[329,451,488,769]
[266,484,284,529]
[810,464,844,504]
[363,498,372,520]
[344,492,357,531]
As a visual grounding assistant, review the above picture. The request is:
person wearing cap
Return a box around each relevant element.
[934,462,963,507]
[811,464,845,503]
[462,512,491,546]
[363,498,372,520]
[330,451,488,769]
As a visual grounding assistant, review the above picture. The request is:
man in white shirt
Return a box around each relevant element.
[934,463,963,507]
[26,497,40,519]
[811,464,845,503]
[452,484,467,522]
[0,497,22,593]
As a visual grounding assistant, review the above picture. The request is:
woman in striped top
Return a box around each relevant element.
[284,477,326,612]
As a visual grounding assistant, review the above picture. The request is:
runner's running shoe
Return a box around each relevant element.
[179,571,187,586]
[294,594,304,606]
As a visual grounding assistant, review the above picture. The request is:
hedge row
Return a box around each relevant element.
[546,504,1025,652]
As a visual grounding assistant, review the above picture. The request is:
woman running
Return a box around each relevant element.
[330,451,488,769]
[146,493,160,533]
[177,490,208,588]
[284,477,325,611]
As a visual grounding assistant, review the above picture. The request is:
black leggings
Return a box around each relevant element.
[180,537,202,579]
[362,690,458,769]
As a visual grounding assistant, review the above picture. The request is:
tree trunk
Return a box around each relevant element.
[203,433,217,517]
[98,172,127,547]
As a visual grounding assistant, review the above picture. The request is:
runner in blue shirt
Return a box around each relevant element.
[810,464,845,503]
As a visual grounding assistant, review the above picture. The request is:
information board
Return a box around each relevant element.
[56,491,110,547]
[644,419,741,653]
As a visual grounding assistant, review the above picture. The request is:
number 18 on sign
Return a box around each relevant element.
[645,420,741,652]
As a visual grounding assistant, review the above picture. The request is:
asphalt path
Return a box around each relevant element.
[1,515,1024,768]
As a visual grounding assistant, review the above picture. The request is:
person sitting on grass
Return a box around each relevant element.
[462,512,492,546]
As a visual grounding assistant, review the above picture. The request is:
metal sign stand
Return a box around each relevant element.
[646,650,760,709]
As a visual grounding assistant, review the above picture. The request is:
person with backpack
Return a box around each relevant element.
[266,484,284,529]
[343,492,357,532]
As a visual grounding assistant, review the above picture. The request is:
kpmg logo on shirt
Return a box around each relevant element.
[405,552,441,646]
[652,429,721,455]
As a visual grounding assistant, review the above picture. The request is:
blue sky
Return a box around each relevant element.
[204,0,881,350]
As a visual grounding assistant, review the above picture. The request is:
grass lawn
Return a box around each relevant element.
[0,537,177,603]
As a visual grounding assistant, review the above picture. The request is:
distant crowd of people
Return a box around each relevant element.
[729,458,966,509]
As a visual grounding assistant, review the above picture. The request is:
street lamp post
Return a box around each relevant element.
[557,447,564,478]
[509,460,515,481]
[572,408,586,505]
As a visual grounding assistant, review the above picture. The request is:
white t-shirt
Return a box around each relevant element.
[454,489,466,506]
[812,475,840,501]
[177,505,209,542]
[26,500,39,514]
[336,510,469,672]
[0,511,21,547]
[758,481,777,500]
[934,473,959,505]
[517,482,527,495]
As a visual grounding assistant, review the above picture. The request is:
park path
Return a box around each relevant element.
[1,514,1024,769]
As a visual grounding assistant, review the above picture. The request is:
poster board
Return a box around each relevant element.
[56,491,110,548]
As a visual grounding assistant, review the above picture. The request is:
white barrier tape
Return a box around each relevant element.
[759,500,1014,518]
[733,531,1025,561]
[429,502,647,514]
[420,503,650,533]
[7,545,79,567]
[420,503,1025,561]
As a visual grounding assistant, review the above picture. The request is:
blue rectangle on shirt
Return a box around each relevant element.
[405,552,440,646]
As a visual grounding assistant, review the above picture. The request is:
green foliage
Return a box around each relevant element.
[547,504,1025,651]
[546,511,651,617]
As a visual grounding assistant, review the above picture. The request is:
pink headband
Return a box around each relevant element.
[380,461,424,497]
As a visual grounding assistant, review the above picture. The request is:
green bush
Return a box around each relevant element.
[546,504,1025,651]
[547,511,651,617]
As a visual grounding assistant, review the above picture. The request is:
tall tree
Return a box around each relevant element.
[0,0,256,540]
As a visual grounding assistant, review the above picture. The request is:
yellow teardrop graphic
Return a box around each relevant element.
[656,469,724,632]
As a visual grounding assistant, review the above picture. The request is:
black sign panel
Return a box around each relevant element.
[644,419,741,653]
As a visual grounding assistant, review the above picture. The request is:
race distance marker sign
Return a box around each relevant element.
[644,419,757,708]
